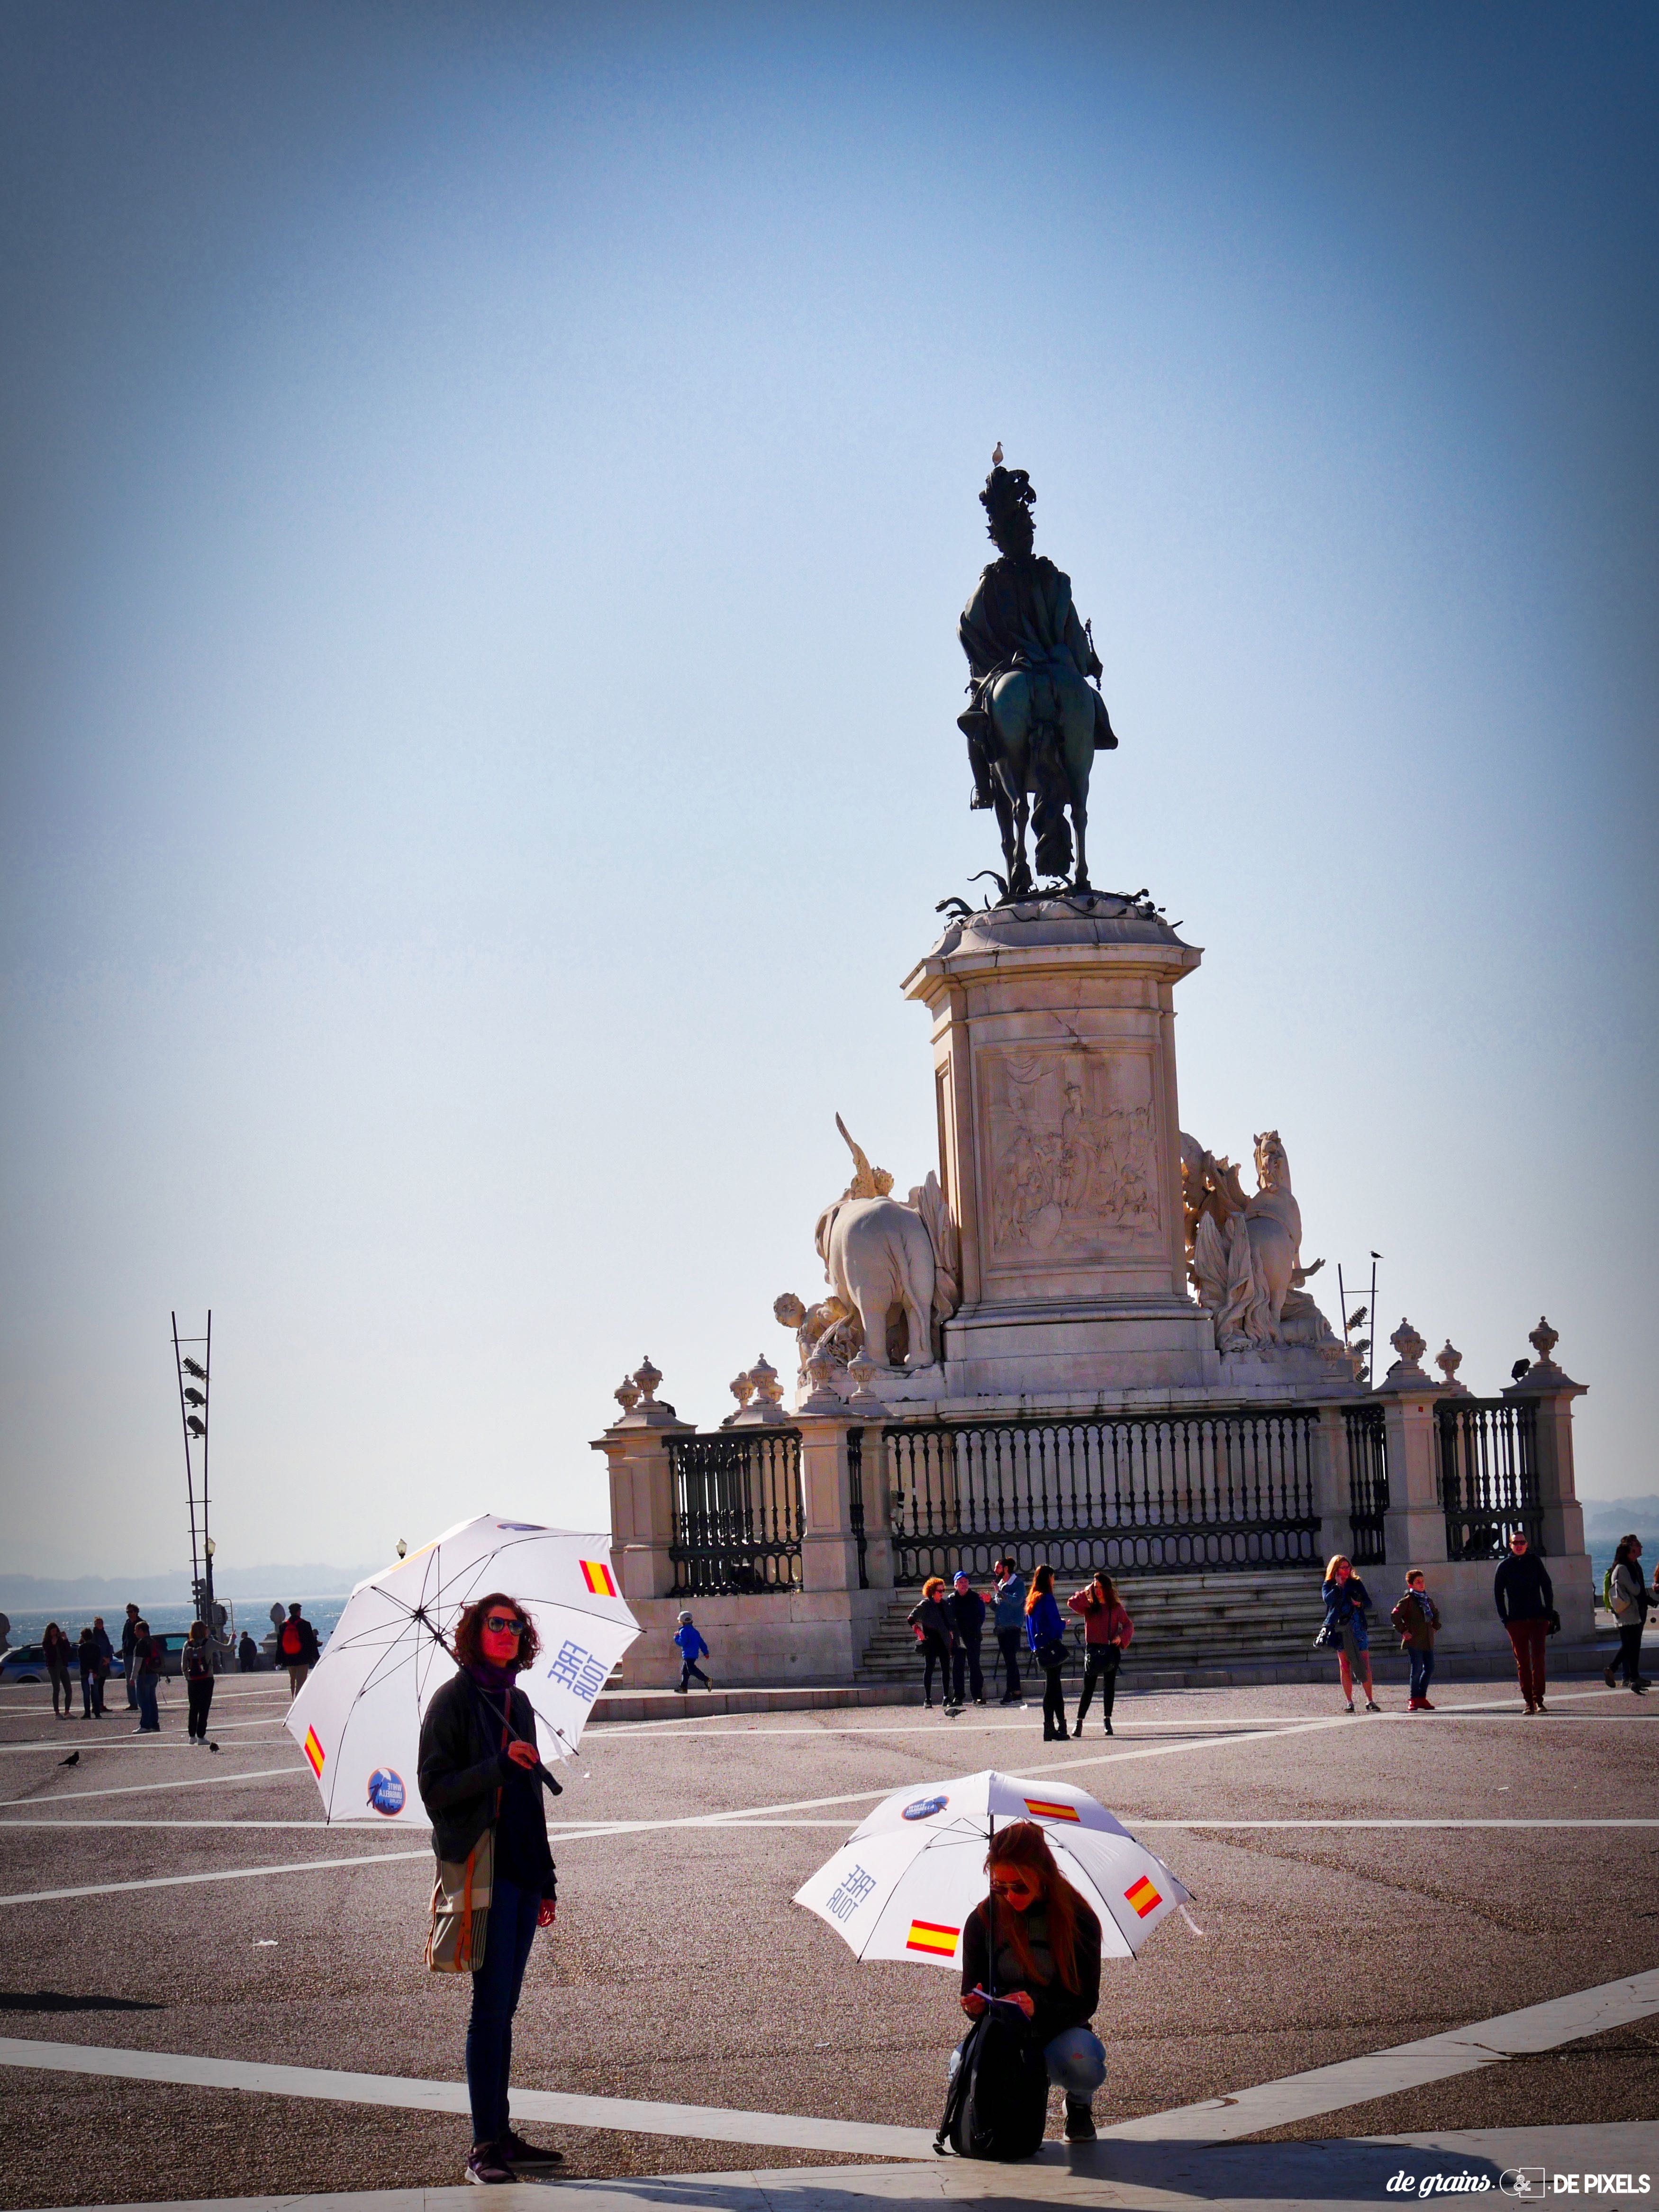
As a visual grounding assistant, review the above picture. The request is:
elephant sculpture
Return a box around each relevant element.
[814,1194,938,1371]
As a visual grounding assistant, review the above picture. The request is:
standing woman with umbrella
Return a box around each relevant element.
[1024,1564,1072,1741]
[417,1593,564,2186]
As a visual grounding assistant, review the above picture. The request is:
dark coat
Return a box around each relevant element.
[279,1615,321,1667]
[416,1673,556,1898]
[1391,1590,1441,1650]
[960,1895,1102,2046]
[1494,1551,1554,1624]
[907,1596,955,1649]
[946,1589,987,1645]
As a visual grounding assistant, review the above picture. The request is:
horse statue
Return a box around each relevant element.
[956,456,1117,900]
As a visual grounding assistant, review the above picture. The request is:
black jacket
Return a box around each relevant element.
[417,1673,556,1897]
[946,1589,987,1645]
[1494,1551,1554,1624]
[907,1596,955,1648]
[279,1616,321,1667]
[960,1895,1102,2046]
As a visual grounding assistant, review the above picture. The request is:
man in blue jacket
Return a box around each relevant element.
[991,1559,1027,1704]
[945,1573,988,1706]
[1494,1530,1554,1714]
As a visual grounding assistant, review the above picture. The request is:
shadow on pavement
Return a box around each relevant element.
[0,1990,164,2013]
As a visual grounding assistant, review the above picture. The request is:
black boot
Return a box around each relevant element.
[1064,2095,1097,2144]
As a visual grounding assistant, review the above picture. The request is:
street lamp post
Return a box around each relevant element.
[172,1311,217,1660]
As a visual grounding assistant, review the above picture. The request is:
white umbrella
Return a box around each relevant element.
[794,1769,1193,1968]
[284,1515,638,1826]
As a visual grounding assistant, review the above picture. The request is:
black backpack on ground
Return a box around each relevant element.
[935,2002,1050,2161]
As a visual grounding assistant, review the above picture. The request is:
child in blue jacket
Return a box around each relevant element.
[674,1611,711,1693]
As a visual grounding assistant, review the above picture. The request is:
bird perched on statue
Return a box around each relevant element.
[1512,1359,1531,1381]
[58,1750,79,1768]
[182,1357,207,1380]
[991,442,1003,465]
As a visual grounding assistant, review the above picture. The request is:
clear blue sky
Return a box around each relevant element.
[2,2,1654,1579]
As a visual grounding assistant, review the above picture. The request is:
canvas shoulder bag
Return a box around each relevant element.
[425,1694,509,1975]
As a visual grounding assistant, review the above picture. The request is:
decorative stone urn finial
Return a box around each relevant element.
[1434,1341,1470,1395]
[846,1355,885,1413]
[750,1354,784,1408]
[729,1371,756,1411]
[633,1356,662,1405]
[1390,1318,1427,1371]
[1528,1316,1561,1371]
[614,1375,642,1416]
[800,1348,844,1413]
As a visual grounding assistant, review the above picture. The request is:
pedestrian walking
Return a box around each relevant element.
[91,1617,112,1716]
[131,1619,163,1733]
[1493,1530,1555,1714]
[907,1577,958,1712]
[277,1603,320,1699]
[946,1572,988,1706]
[416,1592,563,2185]
[1390,1570,1441,1710]
[1068,1572,1133,1735]
[1322,1556,1381,1713]
[1604,1535,1651,1695]
[1025,1563,1071,1740]
[42,1623,74,1718]
[238,1629,259,1671]
[183,1620,216,1744]
[990,1559,1026,1704]
[121,1604,141,1709]
[673,1610,711,1692]
[76,1628,99,1718]
[957,1820,1107,2144]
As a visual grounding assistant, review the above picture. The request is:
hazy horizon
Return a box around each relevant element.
[3,4,1654,1577]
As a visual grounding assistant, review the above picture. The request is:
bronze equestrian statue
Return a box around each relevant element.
[956,458,1116,899]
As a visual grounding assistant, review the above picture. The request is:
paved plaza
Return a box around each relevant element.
[0,1670,1654,2212]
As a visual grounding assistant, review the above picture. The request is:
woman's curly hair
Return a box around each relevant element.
[452,1593,540,1673]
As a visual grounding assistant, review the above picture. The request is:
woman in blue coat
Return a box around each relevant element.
[1024,1563,1071,1740]
[1323,1554,1381,1713]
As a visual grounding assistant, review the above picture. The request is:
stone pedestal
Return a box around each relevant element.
[901,896,1217,1399]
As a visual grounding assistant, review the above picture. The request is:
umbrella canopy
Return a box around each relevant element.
[794,1769,1191,1968]
[284,1516,638,1826]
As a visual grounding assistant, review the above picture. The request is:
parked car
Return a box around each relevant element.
[0,1644,47,1684]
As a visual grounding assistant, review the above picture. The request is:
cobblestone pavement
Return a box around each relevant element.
[0,1670,1653,2206]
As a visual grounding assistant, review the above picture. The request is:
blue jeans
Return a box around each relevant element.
[465,1877,541,2146]
[1408,1648,1435,1702]
[135,1674,160,1731]
[1045,2025,1107,2096]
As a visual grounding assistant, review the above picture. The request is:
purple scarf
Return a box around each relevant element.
[465,1659,518,1695]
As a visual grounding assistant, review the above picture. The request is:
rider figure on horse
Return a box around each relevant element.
[957,461,1116,895]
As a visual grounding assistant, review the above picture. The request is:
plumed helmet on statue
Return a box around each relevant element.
[979,461,1036,553]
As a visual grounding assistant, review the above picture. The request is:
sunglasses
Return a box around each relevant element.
[988,1874,1039,1897]
[483,1614,524,1635]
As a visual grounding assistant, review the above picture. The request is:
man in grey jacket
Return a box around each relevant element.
[991,1559,1027,1705]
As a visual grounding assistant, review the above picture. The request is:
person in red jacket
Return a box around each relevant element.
[1067,1572,1133,1735]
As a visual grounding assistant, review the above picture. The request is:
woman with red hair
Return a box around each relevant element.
[957,1821,1106,2143]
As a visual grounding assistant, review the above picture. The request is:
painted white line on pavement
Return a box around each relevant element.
[0,2038,934,2160]
[0,1767,308,1810]
[0,1849,435,1906]
[0,1722,294,1758]
[1105,1966,1659,2142]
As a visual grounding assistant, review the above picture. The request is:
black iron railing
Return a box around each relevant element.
[847,1426,869,1591]
[883,1409,1320,1586]
[668,1429,803,1596]
[1343,1405,1390,1566]
[1437,1398,1541,1559]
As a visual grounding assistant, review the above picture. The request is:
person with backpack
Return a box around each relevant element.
[947,1572,988,1707]
[990,1560,1026,1705]
[1605,1536,1652,1695]
[1493,1530,1555,1714]
[1024,1564,1071,1741]
[130,1618,163,1733]
[1067,1572,1133,1734]
[41,1623,74,1718]
[907,1577,958,1712]
[956,1820,1106,2147]
[417,1592,562,2185]
[182,1620,216,1744]
[1390,1569,1441,1710]
[278,1604,320,1699]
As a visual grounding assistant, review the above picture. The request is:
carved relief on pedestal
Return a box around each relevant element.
[981,1046,1161,1263]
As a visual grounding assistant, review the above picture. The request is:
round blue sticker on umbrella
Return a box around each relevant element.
[367,1768,406,1816]
[902,1794,949,1821]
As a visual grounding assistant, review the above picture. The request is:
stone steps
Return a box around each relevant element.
[857,1568,1327,1682]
